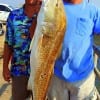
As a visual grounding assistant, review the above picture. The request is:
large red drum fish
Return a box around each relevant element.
[28,0,66,99]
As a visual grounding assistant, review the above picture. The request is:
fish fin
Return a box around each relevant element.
[29,37,34,51]
[27,76,32,90]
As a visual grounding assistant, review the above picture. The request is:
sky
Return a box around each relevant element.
[0,0,100,8]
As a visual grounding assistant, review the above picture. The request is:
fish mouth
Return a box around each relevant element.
[42,0,49,7]
[42,0,58,7]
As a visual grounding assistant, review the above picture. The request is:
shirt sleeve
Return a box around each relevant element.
[93,7,100,35]
[5,12,14,47]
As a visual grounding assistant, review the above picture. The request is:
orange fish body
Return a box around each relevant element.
[28,0,66,99]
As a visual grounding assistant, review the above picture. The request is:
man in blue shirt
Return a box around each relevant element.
[47,0,100,99]
[3,0,42,99]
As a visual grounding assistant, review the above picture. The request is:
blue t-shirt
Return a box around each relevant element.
[54,1,100,82]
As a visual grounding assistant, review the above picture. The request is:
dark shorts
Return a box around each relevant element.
[12,76,33,100]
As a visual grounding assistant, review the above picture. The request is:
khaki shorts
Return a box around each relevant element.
[47,71,97,100]
[11,76,33,100]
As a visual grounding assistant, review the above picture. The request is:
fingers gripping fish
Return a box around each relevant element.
[28,0,66,99]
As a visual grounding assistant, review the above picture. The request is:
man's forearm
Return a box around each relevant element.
[3,43,13,69]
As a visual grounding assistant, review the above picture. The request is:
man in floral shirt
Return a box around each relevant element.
[3,0,42,99]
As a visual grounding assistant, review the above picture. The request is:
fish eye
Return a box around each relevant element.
[56,3,58,7]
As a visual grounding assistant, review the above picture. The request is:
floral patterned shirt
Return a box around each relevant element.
[5,7,37,76]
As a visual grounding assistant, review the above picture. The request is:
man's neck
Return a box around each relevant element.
[24,5,41,18]
[63,0,82,4]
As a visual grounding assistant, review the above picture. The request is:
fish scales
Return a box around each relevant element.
[28,0,66,99]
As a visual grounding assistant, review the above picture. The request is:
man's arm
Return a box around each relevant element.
[3,43,13,82]
[2,11,14,82]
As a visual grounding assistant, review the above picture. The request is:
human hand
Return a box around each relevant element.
[3,67,11,82]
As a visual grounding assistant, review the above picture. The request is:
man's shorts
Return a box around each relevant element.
[47,71,97,100]
[11,76,33,100]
